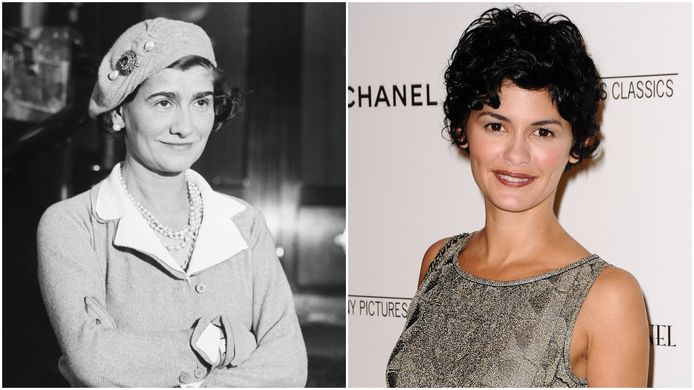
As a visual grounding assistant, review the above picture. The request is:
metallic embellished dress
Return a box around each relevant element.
[386,233,609,388]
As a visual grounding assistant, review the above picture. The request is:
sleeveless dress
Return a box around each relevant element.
[386,233,609,388]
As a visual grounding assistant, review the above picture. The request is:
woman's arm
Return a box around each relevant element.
[579,266,650,387]
[37,202,209,387]
[202,214,307,387]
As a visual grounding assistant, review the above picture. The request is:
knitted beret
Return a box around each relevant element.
[88,17,216,119]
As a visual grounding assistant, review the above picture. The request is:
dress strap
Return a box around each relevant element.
[425,233,469,279]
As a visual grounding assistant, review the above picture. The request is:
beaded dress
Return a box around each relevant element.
[386,233,609,388]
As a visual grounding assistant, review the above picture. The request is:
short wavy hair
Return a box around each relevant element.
[97,55,242,135]
[443,7,601,168]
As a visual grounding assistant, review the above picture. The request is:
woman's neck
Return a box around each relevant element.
[120,157,190,228]
[475,197,569,266]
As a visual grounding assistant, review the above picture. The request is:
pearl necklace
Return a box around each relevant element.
[118,164,203,253]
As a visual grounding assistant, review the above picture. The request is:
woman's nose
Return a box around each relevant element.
[170,108,194,137]
[503,134,530,166]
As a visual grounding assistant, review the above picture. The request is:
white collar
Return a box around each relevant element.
[94,163,248,277]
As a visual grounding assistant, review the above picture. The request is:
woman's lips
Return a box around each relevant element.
[493,170,536,187]
[161,141,194,151]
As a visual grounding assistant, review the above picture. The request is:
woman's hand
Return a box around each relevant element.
[195,322,226,366]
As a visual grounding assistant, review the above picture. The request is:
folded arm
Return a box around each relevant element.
[37,204,209,387]
[202,214,307,387]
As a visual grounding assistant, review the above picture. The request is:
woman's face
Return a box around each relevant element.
[113,65,215,175]
[465,82,577,214]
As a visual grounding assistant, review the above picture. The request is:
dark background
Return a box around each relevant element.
[2,2,345,387]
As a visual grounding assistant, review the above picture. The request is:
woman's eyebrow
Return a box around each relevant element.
[479,111,563,128]
[145,91,214,100]
[478,111,510,122]
[192,91,214,99]
[146,91,178,100]
[531,119,563,127]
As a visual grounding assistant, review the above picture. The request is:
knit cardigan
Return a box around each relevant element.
[37,165,307,387]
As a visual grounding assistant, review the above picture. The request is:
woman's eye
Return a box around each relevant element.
[486,122,503,131]
[194,99,211,109]
[535,128,554,137]
[155,100,173,109]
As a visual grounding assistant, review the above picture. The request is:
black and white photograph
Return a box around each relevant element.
[3,2,345,387]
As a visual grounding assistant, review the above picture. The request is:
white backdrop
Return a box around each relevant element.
[348,3,691,387]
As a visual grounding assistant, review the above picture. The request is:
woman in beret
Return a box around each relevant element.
[386,8,649,387]
[37,18,307,387]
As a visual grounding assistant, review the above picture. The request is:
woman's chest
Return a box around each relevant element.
[398,277,575,387]
[102,249,254,331]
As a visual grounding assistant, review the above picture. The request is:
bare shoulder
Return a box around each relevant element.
[588,265,645,309]
[417,238,450,288]
[582,265,646,326]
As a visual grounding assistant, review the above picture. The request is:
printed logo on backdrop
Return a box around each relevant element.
[348,294,409,318]
[349,295,678,348]
[600,73,677,100]
[650,324,677,347]
[348,84,438,108]
[348,73,677,108]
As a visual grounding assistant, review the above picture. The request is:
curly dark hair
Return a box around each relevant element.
[443,7,601,168]
[97,55,242,135]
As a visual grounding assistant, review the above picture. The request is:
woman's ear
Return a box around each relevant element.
[110,108,125,132]
[569,136,594,164]
[455,127,468,148]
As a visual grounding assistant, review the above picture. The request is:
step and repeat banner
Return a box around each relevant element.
[348,3,691,387]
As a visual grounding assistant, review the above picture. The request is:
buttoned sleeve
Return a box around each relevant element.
[202,211,308,387]
[37,200,210,387]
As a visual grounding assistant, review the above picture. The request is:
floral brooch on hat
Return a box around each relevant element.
[108,49,140,80]
[117,50,139,75]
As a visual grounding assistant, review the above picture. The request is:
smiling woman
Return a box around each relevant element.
[117,65,214,174]
[37,18,307,387]
[466,83,576,214]
[385,7,649,388]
